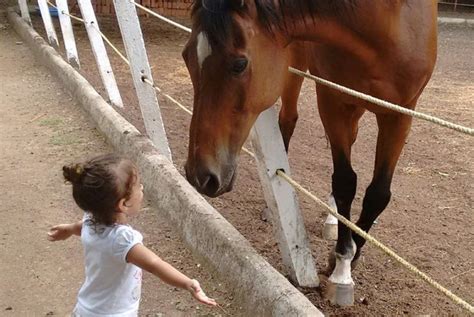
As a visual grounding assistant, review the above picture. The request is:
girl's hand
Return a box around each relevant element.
[187,279,217,307]
[47,224,75,241]
[126,245,216,306]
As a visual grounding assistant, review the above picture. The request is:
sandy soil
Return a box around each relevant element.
[0,13,238,317]
[3,3,473,316]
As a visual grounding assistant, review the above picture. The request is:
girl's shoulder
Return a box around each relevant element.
[112,224,143,244]
[110,224,144,263]
[113,222,140,234]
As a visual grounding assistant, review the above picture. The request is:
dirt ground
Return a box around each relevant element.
[3,4,473,316]
[0,12,239,317]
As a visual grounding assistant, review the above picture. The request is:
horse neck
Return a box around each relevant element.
[268,1,391,62]
[282,15,377,62]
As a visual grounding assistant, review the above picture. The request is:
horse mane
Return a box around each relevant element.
[192,0,358,47]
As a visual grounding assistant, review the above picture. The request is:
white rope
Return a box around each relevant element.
[125,6,473,137]
[41,4,472,311]
[130,0,192,33]
[289,67,474,136]
[47,1,84,23]
[140,77,255,157]
[92,25,129,66]
[46,0,129,67]
[142,77,193,115]
[134,11,474,312]
[277,171,474,313]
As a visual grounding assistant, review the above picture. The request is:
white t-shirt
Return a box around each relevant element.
[74,215,143,317]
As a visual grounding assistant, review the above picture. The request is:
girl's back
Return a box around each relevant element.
[76,217,143,316]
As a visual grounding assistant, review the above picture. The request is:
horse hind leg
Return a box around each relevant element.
[352,113,413,264]
[323,194,339,240]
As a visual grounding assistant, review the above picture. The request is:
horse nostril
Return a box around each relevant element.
[202,172,220,197]
[196,169,221,197]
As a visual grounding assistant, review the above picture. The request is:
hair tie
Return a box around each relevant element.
[76,165,84,175]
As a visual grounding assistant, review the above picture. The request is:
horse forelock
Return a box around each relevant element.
[191,0,241,48]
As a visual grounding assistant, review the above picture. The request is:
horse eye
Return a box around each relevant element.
[231,58,248,75]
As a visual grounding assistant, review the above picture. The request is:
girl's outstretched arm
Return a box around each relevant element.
[127,244,217,307]
[47,220,83,241]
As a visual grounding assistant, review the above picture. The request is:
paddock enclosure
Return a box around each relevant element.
[25,5,473,315]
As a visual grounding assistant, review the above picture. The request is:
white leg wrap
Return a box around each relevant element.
[325,194,339,225]
[323,194,339,240]
[325,213,338,225]
[329,239,356,285]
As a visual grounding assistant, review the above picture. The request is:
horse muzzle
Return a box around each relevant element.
[185,160,236,198]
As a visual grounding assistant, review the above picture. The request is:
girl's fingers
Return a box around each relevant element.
[196,294,215,305]
[202,298,217,306]
[195,291,217,306]
[50,224,69,231]
[190,279,217,306]
[47,231,60,241]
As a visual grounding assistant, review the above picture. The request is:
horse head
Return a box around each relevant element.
[182,0,289,197]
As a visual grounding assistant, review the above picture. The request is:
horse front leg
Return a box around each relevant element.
[278,41,307,152]
[326,152,357,306]
[261,66,304,222]
[352,113,413,264]
[261,70,304,222]
[318,91,363,306]
[261,43,307,223]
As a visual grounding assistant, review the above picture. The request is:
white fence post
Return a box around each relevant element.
[112,0,172,161]
[56,0,80,68]
[250,106,319,288]
[76,0,123,108]
[18,0,32,25]
[37,0,59,48]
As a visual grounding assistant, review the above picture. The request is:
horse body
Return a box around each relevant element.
[182,0,437,305]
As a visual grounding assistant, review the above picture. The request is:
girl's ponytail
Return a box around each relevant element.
[63,163,85,184]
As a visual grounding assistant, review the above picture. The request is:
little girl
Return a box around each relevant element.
[48,153,216,316]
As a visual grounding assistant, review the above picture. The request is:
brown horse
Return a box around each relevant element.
[278,41,308,152]
[182,0,437,305]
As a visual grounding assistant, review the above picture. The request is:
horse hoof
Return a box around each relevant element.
[323,223,338,240]
[326,281,354,306]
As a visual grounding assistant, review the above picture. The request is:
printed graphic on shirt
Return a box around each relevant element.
[132,285,141,302]
[132,269,142,301]
[134,269,142,281]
